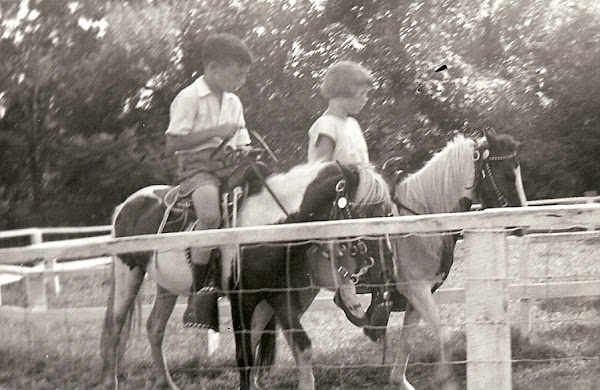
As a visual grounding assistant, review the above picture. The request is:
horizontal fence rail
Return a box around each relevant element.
[0,204,599,264]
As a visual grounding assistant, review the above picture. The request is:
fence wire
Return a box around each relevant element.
[0,227,599,389]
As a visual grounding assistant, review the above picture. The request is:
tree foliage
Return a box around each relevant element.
[0,0,598,228]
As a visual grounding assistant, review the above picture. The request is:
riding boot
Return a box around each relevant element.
[183,251,220,331]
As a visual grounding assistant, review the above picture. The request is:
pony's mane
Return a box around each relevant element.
[264,162,329,189]
[353,166,393,213]
[395,135,475,214]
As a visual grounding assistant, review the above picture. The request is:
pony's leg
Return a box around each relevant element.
[147,284,180,390]
[230,290,260,390]
[389,303,419,390]
[250,300,275,389]
[398,282,458,390]
[101,258,145,389]
[269,294,315,390]
[251,300,275,360]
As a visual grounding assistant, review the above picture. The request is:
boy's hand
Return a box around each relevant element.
[219,123,244,138]
[238,144,254,156]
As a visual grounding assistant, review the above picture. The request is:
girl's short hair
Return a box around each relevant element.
[202,33,253,66]
[320,61,374,99]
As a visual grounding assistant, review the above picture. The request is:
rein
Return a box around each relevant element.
[212,131,290,218]
[395,201,422,216]
[247,158,290,218]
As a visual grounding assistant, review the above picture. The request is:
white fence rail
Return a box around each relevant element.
[0,226,111,307]
[1,204,600,390]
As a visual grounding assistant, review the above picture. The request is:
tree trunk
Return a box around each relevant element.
[28,82,45,224]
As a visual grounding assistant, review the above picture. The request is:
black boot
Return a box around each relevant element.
[183,259,220,331]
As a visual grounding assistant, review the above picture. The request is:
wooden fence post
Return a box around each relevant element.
[45,258,61,295]
[464,230,512,390]
[516,235,531,339]
[30,229,43,246]
[25,271,47,311]
[26,230,47,311]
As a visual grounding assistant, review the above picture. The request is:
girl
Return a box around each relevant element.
[307,61,379,326]
[307,61,373,166]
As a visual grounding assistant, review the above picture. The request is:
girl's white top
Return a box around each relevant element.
[307,114,369,165]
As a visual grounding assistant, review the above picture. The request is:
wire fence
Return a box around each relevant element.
[1,206,599,389]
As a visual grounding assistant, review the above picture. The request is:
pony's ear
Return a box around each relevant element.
[483,127,498,146]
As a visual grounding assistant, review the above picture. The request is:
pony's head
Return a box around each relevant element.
[393,129,526,215]
[298,164,393,326]
[474,128,527,208]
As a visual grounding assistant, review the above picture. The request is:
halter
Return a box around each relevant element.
[472,147,518,208]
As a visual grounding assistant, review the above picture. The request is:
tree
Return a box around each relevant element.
[1,0,598,227]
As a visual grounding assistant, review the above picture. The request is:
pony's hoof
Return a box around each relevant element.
[333,291,367,327]
[390,377,415,390]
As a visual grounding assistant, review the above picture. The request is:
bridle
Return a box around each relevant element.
[472,146,519,208]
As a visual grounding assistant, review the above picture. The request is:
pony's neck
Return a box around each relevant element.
[395,135,476,214]
[237,162,328,227]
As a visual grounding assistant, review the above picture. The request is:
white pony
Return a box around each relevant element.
[386,129,526,390]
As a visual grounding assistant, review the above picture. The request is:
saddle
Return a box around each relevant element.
[153,159,272,233]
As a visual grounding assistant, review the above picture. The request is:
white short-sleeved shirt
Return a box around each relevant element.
[307,114,369,165]
[166,76,250,157]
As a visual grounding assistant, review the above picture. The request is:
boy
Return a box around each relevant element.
[166,33,253,328]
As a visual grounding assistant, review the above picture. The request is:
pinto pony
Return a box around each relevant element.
[100,161,392,390]
[384,128,527,390]
[230,163,394,390]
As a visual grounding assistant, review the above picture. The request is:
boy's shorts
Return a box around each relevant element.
[178,171,221,198]
[175,149,237,197]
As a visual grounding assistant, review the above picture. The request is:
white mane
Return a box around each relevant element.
[394,135,476,214]
[353,166,393,213]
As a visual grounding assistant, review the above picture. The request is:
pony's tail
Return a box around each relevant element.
[101,256,140,374]
[100,204,141,374]
[255,316,277,371]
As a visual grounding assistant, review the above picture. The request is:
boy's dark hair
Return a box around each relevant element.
[202,33,253,66]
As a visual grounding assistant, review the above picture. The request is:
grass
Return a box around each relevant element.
[0,239,599,389]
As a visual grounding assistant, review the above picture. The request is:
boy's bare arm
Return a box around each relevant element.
[166,123,242,153]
